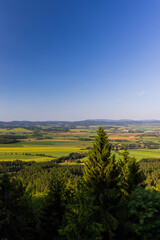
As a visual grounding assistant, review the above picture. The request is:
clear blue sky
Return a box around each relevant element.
[0,0,160,121]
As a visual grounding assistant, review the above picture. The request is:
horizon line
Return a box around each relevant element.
[0,119,160,123]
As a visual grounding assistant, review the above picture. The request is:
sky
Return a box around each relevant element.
[0,0,160,121]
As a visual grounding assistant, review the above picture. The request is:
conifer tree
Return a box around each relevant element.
[127,188,160,239]
[83,127,120,239]
[119,148,146,195]
[61,127,120,240]
[39,175,67,240]
[60,185,103,240]
[0,173,36,240]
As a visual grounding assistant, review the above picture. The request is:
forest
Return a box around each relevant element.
[1,127,160,239]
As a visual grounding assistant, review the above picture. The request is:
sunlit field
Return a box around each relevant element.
[128,149,160,161]
[0,144,85,162]
[0,125,160,162]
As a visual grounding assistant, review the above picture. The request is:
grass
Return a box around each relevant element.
[0,153,52,162]
[121,149,160,161]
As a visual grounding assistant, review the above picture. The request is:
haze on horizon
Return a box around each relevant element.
[0,0,160,121]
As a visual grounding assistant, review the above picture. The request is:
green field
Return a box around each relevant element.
[128,149,160,161]
[0,146,85,162]
[0,125,160,162]
[0,139,91,162]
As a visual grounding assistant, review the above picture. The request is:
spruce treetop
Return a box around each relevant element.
[83,127,118,192]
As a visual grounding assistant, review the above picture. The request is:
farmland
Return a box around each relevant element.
[0,141,88,162]
[0,120,160,162]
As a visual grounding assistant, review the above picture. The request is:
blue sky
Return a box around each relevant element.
[0,0,160,121]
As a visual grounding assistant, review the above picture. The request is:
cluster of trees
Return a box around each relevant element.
[42,127,70,132]
[16,164,83,195]
[0,161,83,195]
[1,127,160,239]
[140,158,160,189]
[141,141,160,149]
[0,174,36,239]
[56,152,87,163]
[113,141,160,151]
[113,143,141,150]
[0,160,34,175]
[78,137,92,141]
[0,135,27,144]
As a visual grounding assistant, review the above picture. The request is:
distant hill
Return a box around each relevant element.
[0,119,160,128]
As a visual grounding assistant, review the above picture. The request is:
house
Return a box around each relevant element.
[123,129,129,133]
[65,159,72,163]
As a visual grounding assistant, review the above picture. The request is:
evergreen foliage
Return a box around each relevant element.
[61,127,120,239]
[0,174,36,240]
[39,175,67,240]
[128,187,160,239]
[119,148,146,195]
[60,186,103,240]
[83,127,120,239]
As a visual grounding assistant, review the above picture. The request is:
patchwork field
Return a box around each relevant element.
[0,123,160,162]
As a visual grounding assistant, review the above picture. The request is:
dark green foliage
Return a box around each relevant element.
[119,148,146,195]
[56,152,88,163]
[84,127,120,195]
[127,187,160,240]
[60,185,103,240]
[39,175,68,240]
[83,127,120,239]
[0,174,36,240]
[116,149,147,239]
[1,161,83,195]
[140,158,160,189]
[0,160,35,175]
[0,135,26,144]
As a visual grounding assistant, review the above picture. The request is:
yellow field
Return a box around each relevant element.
[0,145,84,162]
[0,146,80,152]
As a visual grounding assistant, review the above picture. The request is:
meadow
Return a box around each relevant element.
[128,149,160,161]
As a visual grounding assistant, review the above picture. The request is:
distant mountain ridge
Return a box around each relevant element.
[0,119,160,128]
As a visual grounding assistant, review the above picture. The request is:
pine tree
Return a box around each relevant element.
[119,148,146,196]
[60,185,103,240]
[61,127,120,240]
[83,127,120,239]
[127,188,160,239]
[39,175,67,240]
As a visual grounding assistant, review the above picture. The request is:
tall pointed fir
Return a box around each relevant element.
[118,148,146,196]
[116,148,146,239]
[83,127,120,239]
